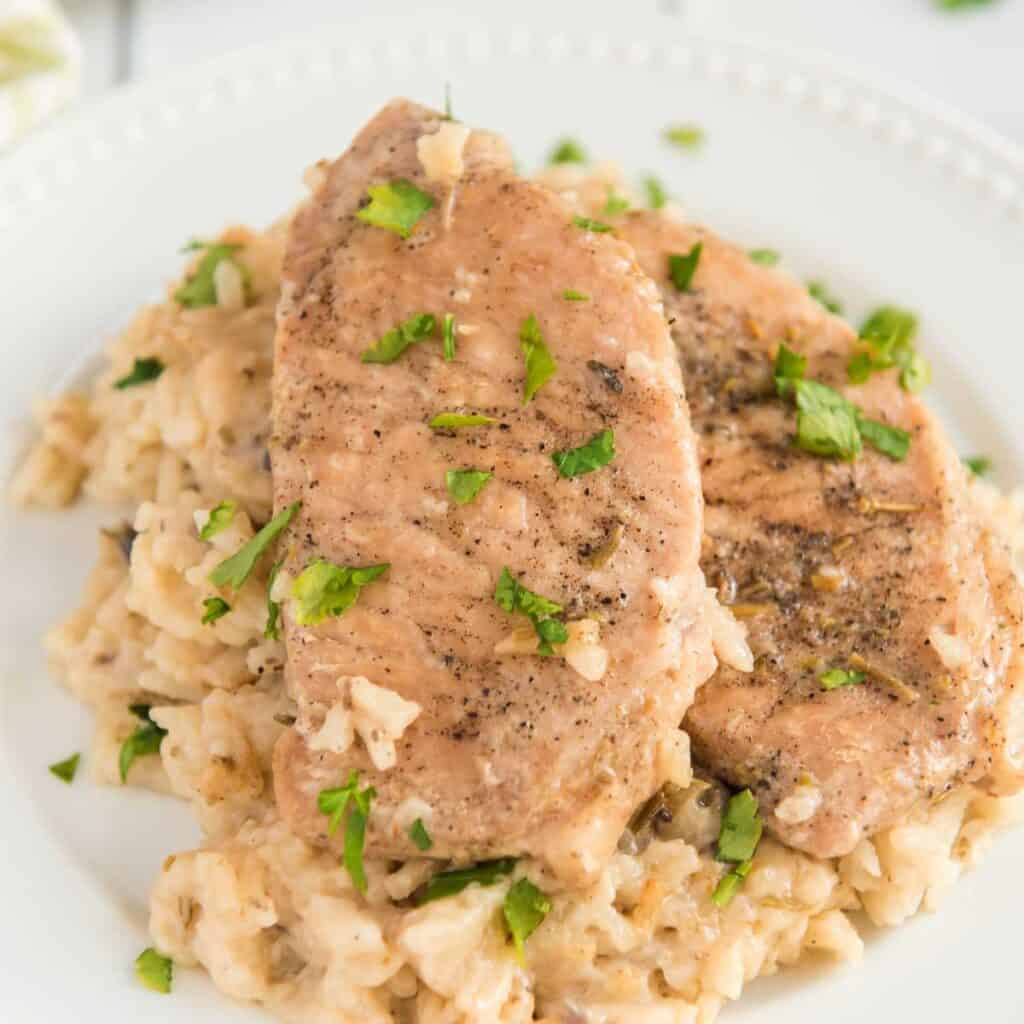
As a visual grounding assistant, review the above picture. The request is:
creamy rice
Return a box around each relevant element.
[15,212,1024,1023]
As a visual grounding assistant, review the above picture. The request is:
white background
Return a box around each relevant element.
[60,0,1024,145]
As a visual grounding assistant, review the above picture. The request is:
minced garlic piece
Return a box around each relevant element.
[775,784,822,825]
[494,619,609,682]
[213,259,246,312]
[417,121,470,186]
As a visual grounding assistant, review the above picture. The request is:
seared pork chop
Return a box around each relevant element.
[618,214,1024,858]
[270,101,727,883]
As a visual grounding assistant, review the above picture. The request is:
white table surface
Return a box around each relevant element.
[56,0,1024,146]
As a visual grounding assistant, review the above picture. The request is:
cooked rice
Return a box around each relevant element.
[15,207,1024,1023]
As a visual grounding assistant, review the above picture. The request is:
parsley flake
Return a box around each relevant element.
[820,667,866,690]
[409,818,433,851]
[717,789,763,864]
[849,306,930,393]
[572,215,613,233]
[563,289,590,302]
[418,858,516,903]
[643,175,667,209]
[201,596,231,624]
[48,752,80,784]
[318,771,376,893]
[198,500,236,541]
[549,139,587,165]
[119,705,167,784]
[807,280,844,315]
[290,560,389,626]
[114,357,164,390]
[711,859,753,908]
[442,313,456,362]
[668,243,702,292]
[664,123,704,149]
[520,314,558,403]
[964,455,992,477]
[135,947,173,994]
[503,877,551,960]
[361,313,436,364]
[602,191,629,216]
[773,343,807,397]
[264,558,284,640]
[793,379,862,461]
[552,428,615,478]
[209,501,300,590]
[356,179,435,238]
[749,248,781,266]
[174,240,249,309]
[429,412,497,430]
[445,469,492,505]
[857,415,911,461]
[495,567,567,655]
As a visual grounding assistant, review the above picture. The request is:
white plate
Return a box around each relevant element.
[1,11,1023,1023]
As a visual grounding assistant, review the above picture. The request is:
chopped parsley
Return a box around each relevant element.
[418,858,516,903]
[935,0,996,8]
[264,558,284,640]
[409,818,433,851]
[48,752,80,784]
[602,190,630,216]
[572,215,613,233]
[773,343,807,397]
[174,240,249,309]
[807,280,844,315]
[201,596,231,624]
[849,306,930,393]
[503,877,551,960]
[856,415,911,461]
[356,179,435,238]
[135,947,173,994]
[494,567,567,655]
[664,123,704,149]
[318,771,376,893]
[119,705,167,784]
[552,428,615,478]
[429,411,497,430]
[548,138,587,165]
[520,314,558,403]
[361,312,437,364]
[198,500,236,541]
[643,175,667,209]
[711,790,762,906]
[964,455,992,477]
[563,289,590,302]
[668,243,702,292]
[749,248,781,267]
[445,469,492,505]
[290,560,389,627]
[442,313,456,362]
[114,357,164,390]
[208,501,300,590]
[820,667,866,690]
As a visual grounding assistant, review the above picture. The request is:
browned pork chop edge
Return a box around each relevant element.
[617,212,1024,858]
[269,101,721,884]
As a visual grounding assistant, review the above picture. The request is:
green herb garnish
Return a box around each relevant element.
[664,123,704,149]
[119,705,167,784]
[361,313,437,364]
[174,241,249,309]
[442,313,456,362]
[773,343,807,397]
[198,500,236,541]
[520,313,557,403]
[409,818,433,851]
[445,469,492,505]
[857,415,911,461]
[494,567,567,655]
[572,215,613,233]
[849,306,929,393]
[356,179,435,238]
[602,191,629,216]
[552,428,615,478]
[668,243,702,292]
[503,877,551,961]
[935,0,996,9]
[807,280,843,315]
[114,357,164,390]
[793,379,862,461]
[717,789,763,864]
[264,558,284,640]
[135,947,173,994]
[964,455,992,477]
[208,501,300,590]
[819,667,866,690]
[201,596,231,624]
[749,249,781,266]
[549,139,587,165]
[711,859,752,908]
[318,771,376,893]
[48,752,80,784]
[418,858,516,903]
[290,560,389,627]
[429,412,497,430]
[643,176,667,209]
[563,289,590,302]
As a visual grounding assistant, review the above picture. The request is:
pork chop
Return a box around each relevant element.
[617,213,1024,858]
[269,101,727,883]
